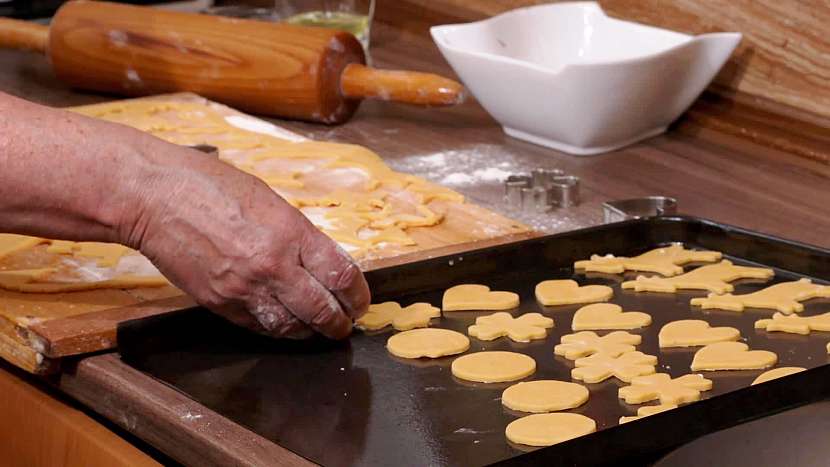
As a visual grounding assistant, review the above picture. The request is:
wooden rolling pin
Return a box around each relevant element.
[0,0,465,123]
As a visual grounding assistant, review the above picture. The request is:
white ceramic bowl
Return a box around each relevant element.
[431,2,741,155]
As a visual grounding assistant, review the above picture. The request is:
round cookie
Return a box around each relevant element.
[387,328,470,359]
[502,380,589,413]
[751,367,806,385]
[506,413,596,447]
[451,351,536,383]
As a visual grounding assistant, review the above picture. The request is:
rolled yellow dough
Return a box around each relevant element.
[467,312,553,343]
[619,404,678,424]
[386,328,469,359]
[690,279,830,314]
[658,320,741,348]
[442,284,520,311]
[534,279,613,306]
[554,331,641,360]
[571,303,651,331]
[574,244,722,277]
[621,260,774,294]
[356,302,440,331]
[751,367,806,385]
[572,351,657,384]
[451,351,535,383]
[505,413,596,447]
[618,373,713,405]
[501,380,589,413]
[690,342,777,371]
[755,312,830,335]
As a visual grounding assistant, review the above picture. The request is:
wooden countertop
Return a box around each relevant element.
[0,5,828,467]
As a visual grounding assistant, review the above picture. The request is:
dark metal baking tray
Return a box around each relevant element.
[118,216,830,467]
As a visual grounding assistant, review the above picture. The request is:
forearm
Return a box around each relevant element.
[0,91,155,244]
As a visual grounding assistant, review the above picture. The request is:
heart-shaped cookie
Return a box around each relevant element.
[691,342,777,371]
[571,303,651,331]
[658,320,741,348]
[535,279,613,306]
[442,284,520,311]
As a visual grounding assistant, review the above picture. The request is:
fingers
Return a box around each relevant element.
[299,227,371,320]
[274,265,354,339]
[207,294,313,340]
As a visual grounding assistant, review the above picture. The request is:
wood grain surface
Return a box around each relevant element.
[0,362,161,467]
[47,1,365,123]
[58,354,314,467]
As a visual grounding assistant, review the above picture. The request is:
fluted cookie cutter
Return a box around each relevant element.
[504,168,580,212]
[602,196,678,223]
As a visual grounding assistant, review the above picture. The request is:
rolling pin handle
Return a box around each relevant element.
[340,63,466,107]
[0,18,49,54]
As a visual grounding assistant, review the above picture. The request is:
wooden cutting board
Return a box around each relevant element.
[0,93,535,374]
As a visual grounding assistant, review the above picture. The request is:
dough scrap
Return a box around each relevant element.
[69,99,528,261]
[451,351,536,383]
[690,342,777,371]
[751,367,806,386]
[386,328,469,359]
[505,413,596,447]
[618,373,713,405]
[755,312,830,335]
[575,244,722,277]
[534,279,613,306]
[621,260,774,294]
[0,237,169,293]
[501,380,589,413]
[554,331,641,360]
[0,234,46,260]
[658,320,741,348]
[690,279,830,314]
[572,351,657,383]
[356,302,440,331]
[619,404,678,424]
[442,284,520,311]
[468,312,553,343]
[571,303,651,331]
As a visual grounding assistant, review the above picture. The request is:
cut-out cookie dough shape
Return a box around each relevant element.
[535,279,613,306]
[690,342,777,371]
[502,380,589,413]
[442,284,520,311]
[0,234,46,259]
[572,303,651,331]
[356,302,440,331]
[755,312,830,335]
[468,312,553,343]
[554,331,642,360]
[659,320,741,348]
[619,404,678,424]
[451,351,536,383]
[386,328,470,359]
[575,244,722,277]
[751,367,806,386]
[622,260,774,294]
[690,279,830,314]
[505,413,596,447]
[619,373,713,405]
[572,351,657,383]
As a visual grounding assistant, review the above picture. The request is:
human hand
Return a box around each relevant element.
[121,138,370,340]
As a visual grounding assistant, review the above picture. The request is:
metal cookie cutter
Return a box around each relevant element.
[504,168,580,212]
[602,196,678,223]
